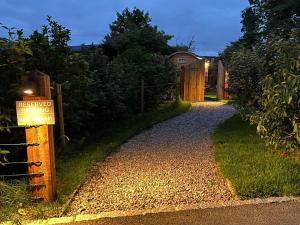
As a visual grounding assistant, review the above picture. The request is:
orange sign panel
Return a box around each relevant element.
[16,100,55,126]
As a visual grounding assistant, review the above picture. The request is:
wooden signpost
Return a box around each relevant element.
[17,70,56,202]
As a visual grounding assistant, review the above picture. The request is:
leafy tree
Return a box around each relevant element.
[0,24,31,164]
[221,0,300,151]
[227,48,264,115]
[103,7,173,57]
[26,16,70,82]
[241,6,260,48]
[251,34,300,150]
[112,49,176,112]
[171,36,197,53]
[102,8,177,113]
[0,24,32,119]
[26,17,97,136]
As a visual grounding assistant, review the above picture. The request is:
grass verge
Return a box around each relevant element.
[0,100,191,222]
[213,114,300,199]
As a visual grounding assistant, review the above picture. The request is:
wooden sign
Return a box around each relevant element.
[16,100,55,126]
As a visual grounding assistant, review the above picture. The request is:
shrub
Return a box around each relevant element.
[227,48,264,116]
[251,36,300,151]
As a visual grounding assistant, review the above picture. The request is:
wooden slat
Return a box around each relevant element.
[179,61,206,102]
[196,70,200,101]
[217,60,224,100]
[200,60,205,101]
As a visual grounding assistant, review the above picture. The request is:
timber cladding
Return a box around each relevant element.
[217,60,229,100]
[169,51,205,102]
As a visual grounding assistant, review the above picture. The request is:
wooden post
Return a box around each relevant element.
[175,72,180,103]
[217,60,225,100]
[141,79,144,113]
[22,70,56,202]
[56,84,65,147]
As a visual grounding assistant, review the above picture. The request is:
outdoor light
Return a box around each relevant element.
[22,79,37,96]
[23,89,34,95]
[205,61,210,69]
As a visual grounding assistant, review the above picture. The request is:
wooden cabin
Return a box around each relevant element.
[169,51,205,102]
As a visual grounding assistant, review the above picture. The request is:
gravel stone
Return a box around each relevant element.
[68,102,236,215]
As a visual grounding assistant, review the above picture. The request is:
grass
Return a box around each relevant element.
[204,90,218,101]
[213,114,300,199]
[0,100,191,222]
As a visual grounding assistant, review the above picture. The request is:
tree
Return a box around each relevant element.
[241,6,260,48]
[221,0,300,151]
[26,16,70,82]
[251,34,300,150]
[26,17,98,136]
[103,7,173,57]
[102,8,177,113]
[0,24,32,119]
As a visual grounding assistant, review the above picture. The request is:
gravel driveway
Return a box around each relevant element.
[69,102,236,215]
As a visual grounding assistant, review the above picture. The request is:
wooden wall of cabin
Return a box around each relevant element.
[170,53,199,67]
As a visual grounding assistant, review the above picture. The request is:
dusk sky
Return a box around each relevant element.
[0,0,249,56]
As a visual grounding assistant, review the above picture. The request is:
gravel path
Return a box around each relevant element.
[69,102,236,215]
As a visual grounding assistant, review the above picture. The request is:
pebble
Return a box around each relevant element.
[68,102,236,215]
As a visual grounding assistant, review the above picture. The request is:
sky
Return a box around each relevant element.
[0,0,249,56]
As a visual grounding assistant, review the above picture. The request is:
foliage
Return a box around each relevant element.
[241,6,260,48]
[25,17,97,136]
[0,24,32,118]
[100,8,177,114]
[172,36,197,52]
[220,0,300,151]
[214,114,300,198]
[103,8,173,57]
[227,48,264,116]
[0,25,30,163]
[112,50,176,112]
[251,35,300,150]
[26,16,71,82]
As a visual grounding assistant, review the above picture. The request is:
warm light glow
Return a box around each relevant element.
[205,61,210,69]
[23,89,34,95]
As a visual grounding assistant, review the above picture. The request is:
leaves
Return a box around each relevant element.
[221,1,300,151]
[0,150,10,155]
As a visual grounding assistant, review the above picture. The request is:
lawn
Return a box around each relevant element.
[204,90,218,101]
[213,114,300,199]
[0,100,191,222]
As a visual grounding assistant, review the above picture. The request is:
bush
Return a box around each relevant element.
[221,1,300,151]
[251,36,300,151]
[227,48,264,116]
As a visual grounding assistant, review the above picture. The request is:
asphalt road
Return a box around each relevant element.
[60,201,300,225]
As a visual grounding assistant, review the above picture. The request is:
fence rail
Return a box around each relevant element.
[1,161,42,166]
[0,172,44,178]
[0,143,39,147]
[0,126,42,182]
